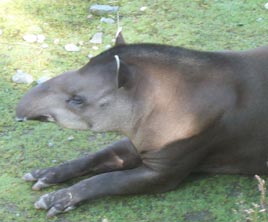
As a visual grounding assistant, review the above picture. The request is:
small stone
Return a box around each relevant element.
[102,218,109,222]
[52,159,57,163]
[67,136,74,141]
[140,6,147,11]
[100,17,115,24]
[64,43,80,52]
[41,43,49,48]
[37,34,45,43]
[48,142,54,147]
[36,76,50,84]
[105,44,112,49]
[54,39,60,44]
[92,46,99,50]
[87,14,94,20]
[88,54,94,59]
[23,34,37,43]
[257,17,263,22]
[90,4,119,15]
[265,3,268,9]
[0,29,2,36]
[90,32,103,44]
[12,70,33,84]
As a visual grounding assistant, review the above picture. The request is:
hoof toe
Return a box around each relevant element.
[34,195,49,209]
[23,173,36,181]
[32,180,51,190]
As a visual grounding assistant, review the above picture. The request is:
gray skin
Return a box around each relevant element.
[16,33,268,217]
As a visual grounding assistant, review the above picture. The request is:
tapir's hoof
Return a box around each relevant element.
[23,169,57,190]
[35,194,49,209]
[32,180,51,191]
[34,189,77,217]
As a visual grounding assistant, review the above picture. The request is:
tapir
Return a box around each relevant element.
[16,32,268,217]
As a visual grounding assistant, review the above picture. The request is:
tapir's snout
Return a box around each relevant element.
[16,94,32,122]
[16,98,55,123]
[15,72,93,130]
[15,83,55,124]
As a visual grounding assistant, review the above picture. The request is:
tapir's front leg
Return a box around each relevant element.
[32,129,215,217]
[23,138,141,190]
[35,165,178,217]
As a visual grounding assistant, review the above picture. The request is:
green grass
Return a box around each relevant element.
[0,0,268,221]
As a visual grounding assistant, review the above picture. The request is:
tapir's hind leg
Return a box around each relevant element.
[23,138,142,190]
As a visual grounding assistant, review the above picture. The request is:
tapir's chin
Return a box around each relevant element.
[56,120,91,131]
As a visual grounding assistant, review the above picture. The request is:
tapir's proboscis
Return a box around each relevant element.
[16,33,268,217]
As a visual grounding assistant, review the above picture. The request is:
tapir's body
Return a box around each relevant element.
[16,35,268,217]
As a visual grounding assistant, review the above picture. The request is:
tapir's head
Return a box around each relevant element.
[16,33,145,133]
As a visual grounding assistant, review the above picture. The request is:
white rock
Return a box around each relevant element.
[105,44,112,49]
[88,54,94,59]
[90,4,119,15]
[92,46,99,50]
[0,29,2,36]
[64,43,80,52]
[100,17,115,24]
[102,218,109,222]
[67,136,74,141]
[140,6,147,11]
[12,70,33,84]
[87,14,93,20]
[37,34,46,43]
[23,34,37,43]
[264,3,268,9]
[36,76,50,84]
[90,32,103,44]
[41,43,49,48]
[54,38,60,44]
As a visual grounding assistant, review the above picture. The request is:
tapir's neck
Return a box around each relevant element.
[124,66,191,152]
[124,60,227,152]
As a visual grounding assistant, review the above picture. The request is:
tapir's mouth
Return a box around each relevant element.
[16,114,55,123]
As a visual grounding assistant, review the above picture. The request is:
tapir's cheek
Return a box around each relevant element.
[51,110,90,130]
[57,119,90,130]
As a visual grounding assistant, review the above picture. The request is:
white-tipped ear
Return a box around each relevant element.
[114,55,133,88]
[114,55,120,86]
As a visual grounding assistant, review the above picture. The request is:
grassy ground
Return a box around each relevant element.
[0,0,268,221]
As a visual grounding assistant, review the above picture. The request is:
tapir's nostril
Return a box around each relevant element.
[16,117,27,122]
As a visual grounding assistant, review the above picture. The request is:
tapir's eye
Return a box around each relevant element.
[66,95,85,106]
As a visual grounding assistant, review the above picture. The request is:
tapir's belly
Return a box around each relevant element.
[196,94,268,175]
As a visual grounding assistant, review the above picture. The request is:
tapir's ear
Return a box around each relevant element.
[115,27,126,46]
[114,55,133,88]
